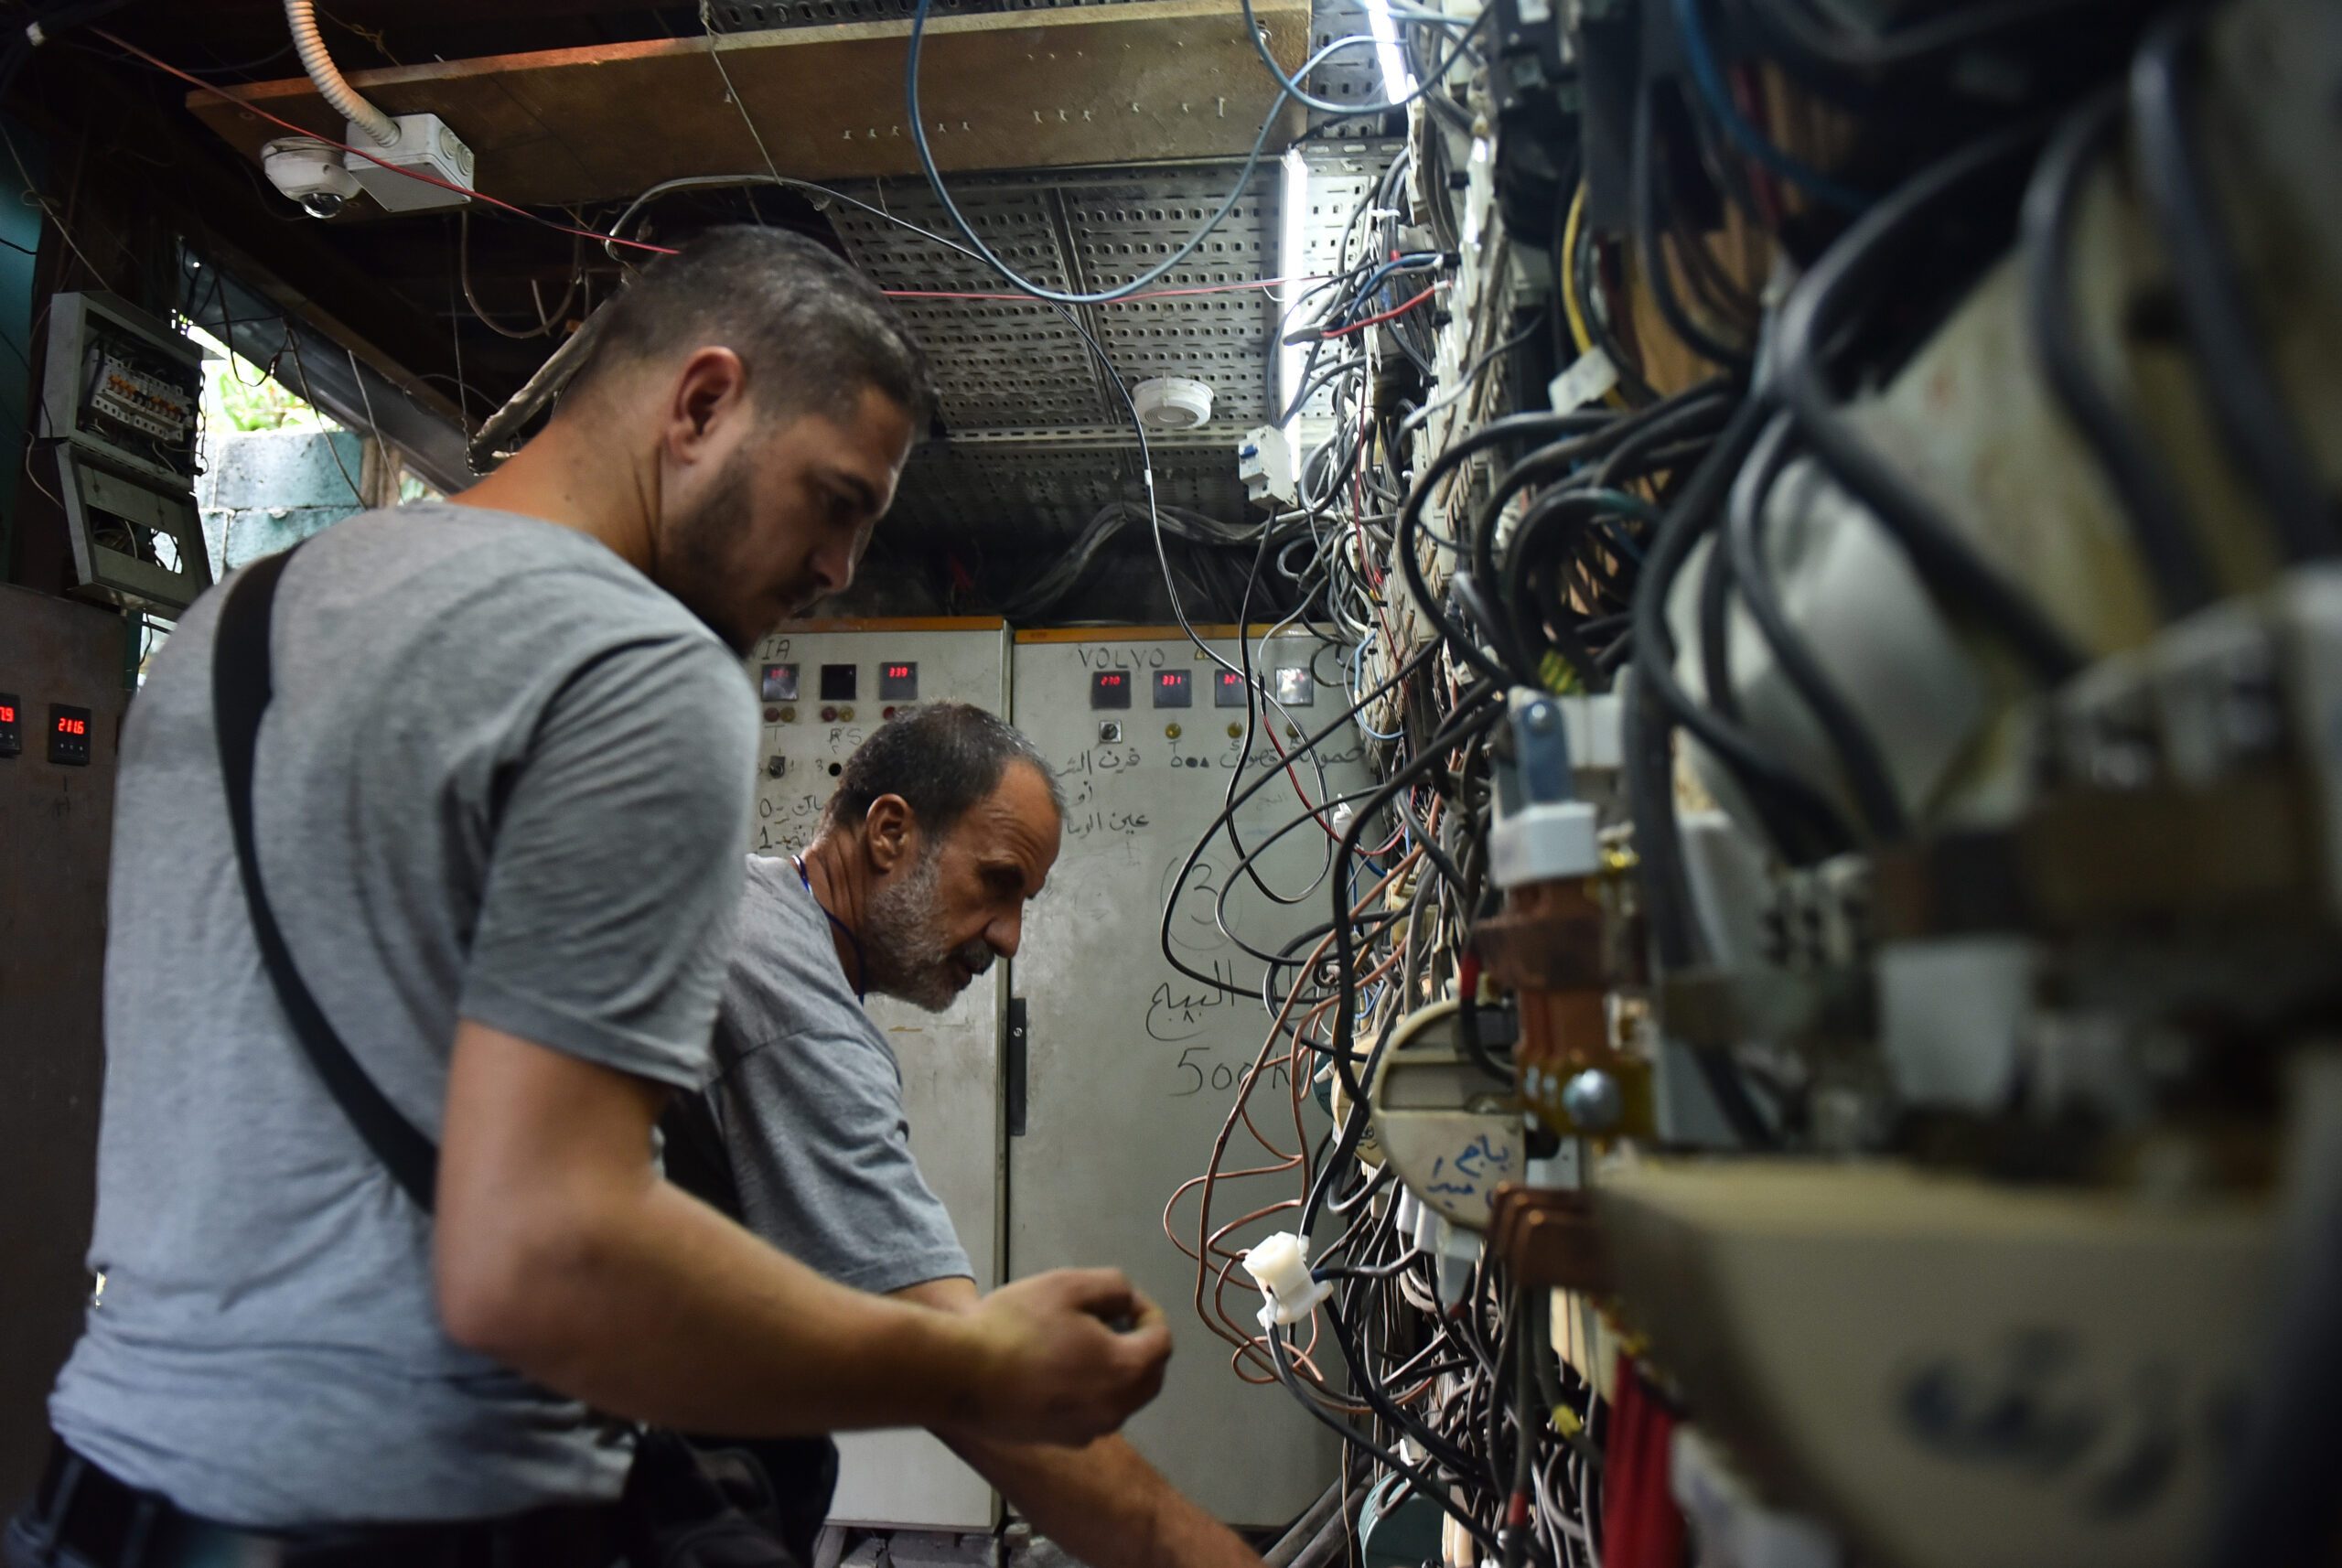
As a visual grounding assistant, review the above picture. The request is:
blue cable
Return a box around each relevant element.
[1671,0,1870,213]
[907,8,1373,305]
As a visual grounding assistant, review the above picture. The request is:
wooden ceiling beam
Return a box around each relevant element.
[184,0,1312,208]
[22,48,489,424]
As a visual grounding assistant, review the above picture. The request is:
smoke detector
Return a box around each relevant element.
[1132,377,1214,430]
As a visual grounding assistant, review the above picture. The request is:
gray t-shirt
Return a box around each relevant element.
[698,855,972,1295]
[48,504,757,1528]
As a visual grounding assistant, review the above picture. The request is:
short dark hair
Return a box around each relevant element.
[824,703,1063,841]
[564,226,934,429]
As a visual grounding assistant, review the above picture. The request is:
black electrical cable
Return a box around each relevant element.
[1315,1303,1483,1477]
[1632,82,1754,372]
[1567,191,1660,407]
[1470,381,1731,602]
[1725,412,1911,841]
[2022,91,2216,620]
[1773,117,2089,689]
[1397,413,1616,686]
[2131,9,2336,564]
[1694,523,1743,723]
[1157,639,1443,998]
[1627,396,1856,864]
[1267,1333,1503,1558]
[1736,0,2137,82]
[1499,489,1626,692]
[1326,688,1504,1105]
[1450,569,1534,684]
[1587,389,1736,494]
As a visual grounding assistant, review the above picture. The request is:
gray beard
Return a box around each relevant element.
[863,848,995,1013]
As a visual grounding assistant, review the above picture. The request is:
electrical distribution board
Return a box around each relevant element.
[38,293,212,616]
[744,619,1011,1530]
[740,623,1369,1530]
[1008,628,1368,1527]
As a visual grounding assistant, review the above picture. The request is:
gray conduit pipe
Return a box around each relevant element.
[285,0,399,147]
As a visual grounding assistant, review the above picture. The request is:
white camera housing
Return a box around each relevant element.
[261,136,361,220]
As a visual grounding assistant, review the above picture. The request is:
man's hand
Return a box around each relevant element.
[955,1269,1173,1445]
[901,1274,1259,1568]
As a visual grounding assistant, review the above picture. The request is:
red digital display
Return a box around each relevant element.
[0,703,15,725]
[1090,670,1133,711]
[47,703,91,765]
[886,664,912,680]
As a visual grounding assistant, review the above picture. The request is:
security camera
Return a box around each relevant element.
[262,137,362,220]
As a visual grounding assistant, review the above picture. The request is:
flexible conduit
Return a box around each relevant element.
[284,0,398,147]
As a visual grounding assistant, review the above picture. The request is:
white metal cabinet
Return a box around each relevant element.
[744,618,1011,1530]
[1005,628,1362,1527]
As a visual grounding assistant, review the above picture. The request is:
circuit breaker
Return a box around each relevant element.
[1006,628,1368,1526]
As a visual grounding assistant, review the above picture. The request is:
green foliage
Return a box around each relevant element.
[188,324,338,435]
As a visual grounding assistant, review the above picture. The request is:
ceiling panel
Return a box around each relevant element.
[825,181,1112,428]
[830,138,1397,543]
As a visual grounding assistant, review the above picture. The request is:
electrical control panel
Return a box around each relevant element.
[1008,628,1367,1526]
[740,618,1012,1531]
[39,294,212,617]
[2,585,129,1505]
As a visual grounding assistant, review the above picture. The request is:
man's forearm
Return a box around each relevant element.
[892,1278,1258,1568]
[481,1176,997,1436]
[436,1022,994,1439]
[944,1432,1263,1568]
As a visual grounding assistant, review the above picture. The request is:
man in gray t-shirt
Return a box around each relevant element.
[685,707,1262,1568]
[14,231,1169,1565]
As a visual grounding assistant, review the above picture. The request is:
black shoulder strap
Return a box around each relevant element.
[212,546,441,1213]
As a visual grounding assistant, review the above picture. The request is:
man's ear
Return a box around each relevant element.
[864,794,919,875]
[662,346,748,463]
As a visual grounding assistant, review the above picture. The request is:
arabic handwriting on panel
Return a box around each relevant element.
[1423,1133,1515,1202]
[1063,808,1151,841]
[1145,960,1238,1042]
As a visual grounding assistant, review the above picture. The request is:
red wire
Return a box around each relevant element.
[1320,283,1441,339]
[93,28,682,257]
[104,27,1348,308]
[882,276,1322,303]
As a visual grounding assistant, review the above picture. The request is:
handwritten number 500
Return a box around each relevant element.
[1174,1048,1238,1096]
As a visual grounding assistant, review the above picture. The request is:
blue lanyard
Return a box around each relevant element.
[792,854,869,1003]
